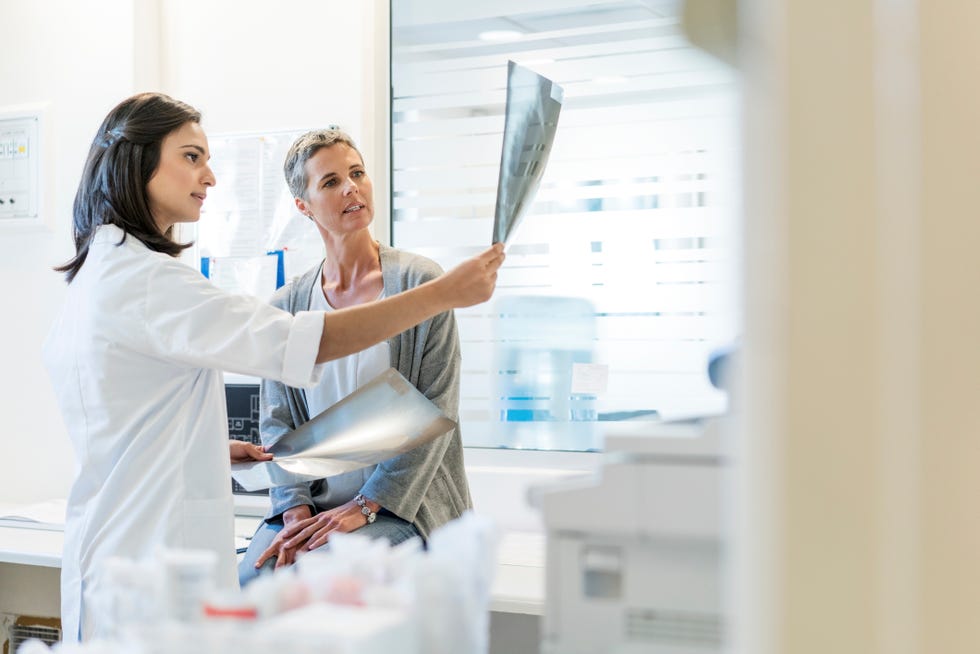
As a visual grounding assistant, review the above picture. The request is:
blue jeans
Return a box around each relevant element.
[238,509,420,587]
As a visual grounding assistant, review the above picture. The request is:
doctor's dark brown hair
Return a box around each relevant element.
[55,93,201,283]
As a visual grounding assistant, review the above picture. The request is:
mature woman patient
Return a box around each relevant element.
[240,129,473,583]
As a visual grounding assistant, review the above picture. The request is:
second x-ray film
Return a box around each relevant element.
[492,61,564,245]
[231,368,456,491]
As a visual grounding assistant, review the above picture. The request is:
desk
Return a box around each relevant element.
[490,530,545,615]
[0,524,62,568]
[0,518,545,619]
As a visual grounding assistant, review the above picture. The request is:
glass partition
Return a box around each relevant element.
[391,0,740,450]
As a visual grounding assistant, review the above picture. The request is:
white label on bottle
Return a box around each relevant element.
[571,363,609,395]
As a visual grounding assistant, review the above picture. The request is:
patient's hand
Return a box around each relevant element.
[286,499,377,553]
[229,440,273,464]
[256,505,314,570]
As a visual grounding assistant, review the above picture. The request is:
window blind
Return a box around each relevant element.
[391,0,739,450]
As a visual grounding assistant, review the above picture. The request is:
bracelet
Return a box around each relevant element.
[354,493,377,524]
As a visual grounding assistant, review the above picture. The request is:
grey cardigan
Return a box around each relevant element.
[260,244,472,539]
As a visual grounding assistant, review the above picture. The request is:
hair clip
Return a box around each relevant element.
[99,127,125,148]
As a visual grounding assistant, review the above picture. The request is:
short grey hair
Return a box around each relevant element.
[283,128,362,200]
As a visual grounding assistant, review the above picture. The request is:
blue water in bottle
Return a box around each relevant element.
[493,295,597,450]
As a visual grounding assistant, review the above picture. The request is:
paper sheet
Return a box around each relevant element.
[0,498,66,530]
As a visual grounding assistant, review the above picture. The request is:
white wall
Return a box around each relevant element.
[0,0,377,505]
[0,0,139,503]
[158,0,368,141]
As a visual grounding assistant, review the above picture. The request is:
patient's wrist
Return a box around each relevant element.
[354,494,379,524]
[283,505,312,523]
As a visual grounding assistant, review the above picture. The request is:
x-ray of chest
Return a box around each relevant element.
[492,61,564,245]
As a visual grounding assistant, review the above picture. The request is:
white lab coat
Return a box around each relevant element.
[42,224,324,641]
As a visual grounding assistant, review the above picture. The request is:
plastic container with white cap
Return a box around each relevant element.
[160,549,218,623]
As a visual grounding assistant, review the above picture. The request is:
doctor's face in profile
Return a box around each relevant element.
[146,121,216,234]
[295,144,375,237]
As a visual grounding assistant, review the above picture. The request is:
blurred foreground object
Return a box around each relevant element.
[18,512,496,654]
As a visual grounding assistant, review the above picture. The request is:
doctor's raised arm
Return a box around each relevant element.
[41,92,503,644]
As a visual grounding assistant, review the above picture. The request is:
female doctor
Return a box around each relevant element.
[42,92,504,642]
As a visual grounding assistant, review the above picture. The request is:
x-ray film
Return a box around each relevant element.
[231,368,456,491]
[492,61,564,245]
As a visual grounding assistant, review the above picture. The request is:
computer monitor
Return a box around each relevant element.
[225,382,265,496]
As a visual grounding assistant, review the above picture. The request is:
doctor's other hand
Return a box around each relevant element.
[228,440,273,464]
[437,243,505,308]
[255,504,314,570]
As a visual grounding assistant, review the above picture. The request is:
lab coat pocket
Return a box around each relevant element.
[182,497,234,545]
[181,496,237,588]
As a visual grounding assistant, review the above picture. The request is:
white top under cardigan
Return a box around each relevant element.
[306,266,388,417]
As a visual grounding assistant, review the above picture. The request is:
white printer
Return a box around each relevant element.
[538,417,731,654]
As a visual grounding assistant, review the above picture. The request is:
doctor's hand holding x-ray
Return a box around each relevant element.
[42,92,503,643]
[229,440,273,464]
